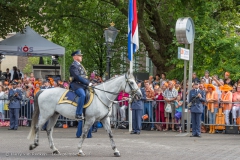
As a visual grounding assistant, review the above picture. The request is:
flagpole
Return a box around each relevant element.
[129,53,133,133]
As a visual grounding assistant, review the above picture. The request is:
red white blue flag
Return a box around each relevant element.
[128,0,139,61]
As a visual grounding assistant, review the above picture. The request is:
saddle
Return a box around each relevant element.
[58,88,94,108]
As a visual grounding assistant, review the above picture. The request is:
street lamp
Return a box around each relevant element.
[104,22,119,80]
[52,55,59,75]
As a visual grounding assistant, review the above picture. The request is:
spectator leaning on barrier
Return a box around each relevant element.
[174,95,183,131]
[154,85,165,131]
[232,84,240,125]
[163,81,178,131]
[205,84,218,134]
[143,80,155,130]
[220,84,233,125]
[117,91,129,122]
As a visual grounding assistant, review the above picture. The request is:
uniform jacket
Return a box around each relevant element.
[131,87,146,110]
[69,61,90,91]
[8,88,22,109]
[189,89,206,113]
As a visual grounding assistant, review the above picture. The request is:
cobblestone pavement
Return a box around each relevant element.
[0,127,239,160]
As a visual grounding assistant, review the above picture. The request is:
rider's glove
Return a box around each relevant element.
[89,83,93,86]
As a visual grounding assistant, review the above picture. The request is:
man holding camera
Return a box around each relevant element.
[8,81,22,130]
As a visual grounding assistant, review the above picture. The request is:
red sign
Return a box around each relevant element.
[22,46,29,52]
[17,45,33,52]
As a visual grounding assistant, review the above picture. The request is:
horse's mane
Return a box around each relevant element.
[95,73,135,86]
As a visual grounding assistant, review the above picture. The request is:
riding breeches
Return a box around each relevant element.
[75,88,86,115]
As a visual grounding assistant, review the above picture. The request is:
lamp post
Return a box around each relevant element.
[104,22,119,80]
[52,55,59,75]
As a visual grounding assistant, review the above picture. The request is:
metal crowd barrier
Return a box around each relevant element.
[1,98,240,133]
[110,99,240,133]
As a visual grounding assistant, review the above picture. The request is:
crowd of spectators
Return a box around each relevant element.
[114,70,240,134]
[1,66,240,134]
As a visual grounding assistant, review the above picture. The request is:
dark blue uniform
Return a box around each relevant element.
[189,89,206,136]
[70,50,92,138]
[131,87,145,134]
[8,88,22,130]
[69,60,90,118]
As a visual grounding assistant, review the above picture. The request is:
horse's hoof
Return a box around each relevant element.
[53,150,60,154]
[114,151,121,157]
[29,145,34,150]
[77,152,85,156]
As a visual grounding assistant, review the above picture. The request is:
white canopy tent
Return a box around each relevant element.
[0,26,65,57]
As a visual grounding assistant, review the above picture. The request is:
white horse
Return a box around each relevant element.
[27,71,142,157]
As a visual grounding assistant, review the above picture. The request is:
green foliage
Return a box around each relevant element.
[1,0,240,82]
[23,57,39,74]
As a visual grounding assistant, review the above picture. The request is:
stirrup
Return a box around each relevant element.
[75,115,84,120]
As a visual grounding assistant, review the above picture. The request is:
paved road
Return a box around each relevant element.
[0,127,239,160]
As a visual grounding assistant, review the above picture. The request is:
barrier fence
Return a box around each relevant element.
[1,98,240,133]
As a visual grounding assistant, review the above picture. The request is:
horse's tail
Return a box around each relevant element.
[27,90,44,140]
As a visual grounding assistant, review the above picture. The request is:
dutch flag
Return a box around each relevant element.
[128,0,139,61]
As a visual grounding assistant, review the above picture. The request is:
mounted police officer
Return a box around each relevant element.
[8,81,22,130]
[189,82,206,137]
[69,50,92,120]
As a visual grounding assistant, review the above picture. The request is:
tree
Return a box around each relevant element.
[23,57,39,75]
[106,0,240,80]
[1,0,240,81]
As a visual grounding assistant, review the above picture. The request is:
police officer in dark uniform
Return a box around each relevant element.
[131,80,145,135]
[69,50,92,119]
[8,81,22,130]
[189,82,206,137]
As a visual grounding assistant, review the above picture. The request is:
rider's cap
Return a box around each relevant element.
[71,50,83,56]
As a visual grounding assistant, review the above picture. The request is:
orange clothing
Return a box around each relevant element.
[34,87,40,96]
[232,92,240,107]
[145,87,155,100]
[221,91,232,111]
[206,91,218,112]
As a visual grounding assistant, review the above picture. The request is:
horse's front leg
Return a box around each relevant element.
[101,117,120,157]
[77,119,94,156]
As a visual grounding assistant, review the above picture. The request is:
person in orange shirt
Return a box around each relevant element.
[144,80,155,130]
[219,84,233,125]
[205,84,218,133]
[34,81,41,96]
[232,84,240,125]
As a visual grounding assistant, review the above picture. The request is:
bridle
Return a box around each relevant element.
[124,74,139,99]
[92,74,140,120]
[92,74,139,105]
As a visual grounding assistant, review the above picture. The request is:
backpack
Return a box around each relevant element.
[142,123,152,131]
[118,122,129,129]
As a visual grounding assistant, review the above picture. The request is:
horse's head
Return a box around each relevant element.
[124,70,142,99]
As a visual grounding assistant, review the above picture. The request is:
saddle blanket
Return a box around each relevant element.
[58,89,94,108]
